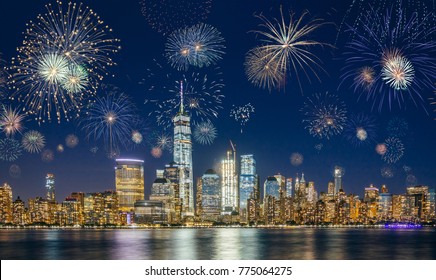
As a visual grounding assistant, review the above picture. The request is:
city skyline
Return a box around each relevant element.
[0,0,435,207]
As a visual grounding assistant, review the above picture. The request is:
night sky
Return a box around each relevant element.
[0,0,435,203]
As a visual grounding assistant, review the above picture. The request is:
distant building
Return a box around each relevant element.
[134,200,165,224]
[239,154,257,222]
[0,183,13,224]
[45,174,55,203]
[334,166,344,195]
[115,158,144,212]
[221,142,238,215]
[12,196,26,225]
[198,169,221,221]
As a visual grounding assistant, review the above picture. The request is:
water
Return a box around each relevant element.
[1,228,435,260]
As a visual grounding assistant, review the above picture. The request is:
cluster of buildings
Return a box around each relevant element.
[0,88,435,227]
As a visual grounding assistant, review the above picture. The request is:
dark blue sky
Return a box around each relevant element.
[0,0,435,202]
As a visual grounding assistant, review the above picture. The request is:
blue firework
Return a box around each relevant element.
[341,3,436,111]
[344,113,377,146]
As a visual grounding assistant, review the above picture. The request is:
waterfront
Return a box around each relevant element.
[1,228,435,260]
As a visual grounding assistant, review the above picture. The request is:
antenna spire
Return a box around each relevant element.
[179,81,184,114]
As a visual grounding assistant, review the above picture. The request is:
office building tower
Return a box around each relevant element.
[406,186,431,221]
[164,162,182,223]
[13,196,26,225]
[334,166,344,195]
[173,83,194,216]
[45,174,55,203]
[115,158,144,212]
[286,178,293,198]
[0,183,13,224]
[264,176,280,199]
[198,169,221,221]
[240,154,257,220]
[327,182,335,196]
[221,141,238,215]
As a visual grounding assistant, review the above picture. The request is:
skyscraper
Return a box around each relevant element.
[239,154,257,221]
[198,169,221,221]
[334,166,344,195]
[173,83,194,216]
[115,158,144,212]
[0,183,13,224]
[45,174,55,203]
[221,141,238,215]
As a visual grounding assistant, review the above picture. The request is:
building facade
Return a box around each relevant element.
[115,159,144,212]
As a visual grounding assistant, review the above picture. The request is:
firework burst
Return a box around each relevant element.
[387,117,409,138]
[344,113,377,146]
[9,164,21,178]
[244,47,285,91]
[22,130,45,153]
[381,165,395,178]
[301,92,347,139]
[166,23,225,71]
[341,4,436,111]
[81,85,137,157]
[290,152,304,166]
[41,148,54,162]
[8,0,120,123]
[381,137,405,164]
[143,60,224,128]
[193,121,217,145]
[57,144,64,153]
[140,0,212,36]
[65,134,79,148]
[248,7,330,92]
[0,138,23,162]
[0,52,8,100]
[131,130,143,144]
[230,103,255,132]
[151,146,163,158]
[0,106,25,137]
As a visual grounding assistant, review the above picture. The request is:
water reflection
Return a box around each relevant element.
[0,228,435,260]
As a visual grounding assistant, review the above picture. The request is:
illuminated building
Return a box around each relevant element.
[239,154,257,223]
[221,142,238,215]
[286,178,293,198]
[164,162,182,223]
[84,191,119,225]
[198,169,221,221]
[327,182,335,196]
[377,185,392,221]
[45,174,55,203]
[150,177,173,223]
[429,189,436,220]
[28,197,51,224]
[134,200,165,224]
[0,183,13,224]
[307,181,317,203]
[173,83,194,217]
[13,196,26,225]
[264,176,280,199]
[334,166,344,195]
[62,197,82,226]
[115,158,144,212]
[364,185,379,202]
[406,186,431,221]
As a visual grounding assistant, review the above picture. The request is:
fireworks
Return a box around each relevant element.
[65,134,79,148]
[341,3,436,111]
[0,106,25,137]
[57,144,64,153]
[344,113,377,146]
[131,131,143,144]
[248,7,330,92]
[22,130,45,153]
[301,92,347,139]
[41,149,54,162]
[9,0,120,123]
[314,143,323,152]
[381,166,395,178]
[290,153,304,166]
[151,147,163,158]
[143,60,224,128]
[381,137,405,164]
[244,48,285,91]
[406,174,418,186]
[81,85,137,157]
[166,23,225,71]
[140,0,212,36]
[9,164,21,178]
[375,143,387,155]
[381,49,415,90]
[0,138,23,161]
[90,146,99,155]
[148,131,173,152]
[193,121,217,145]
[0,52,7,98]
[387,117,409,138]
[230,103,255,132]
